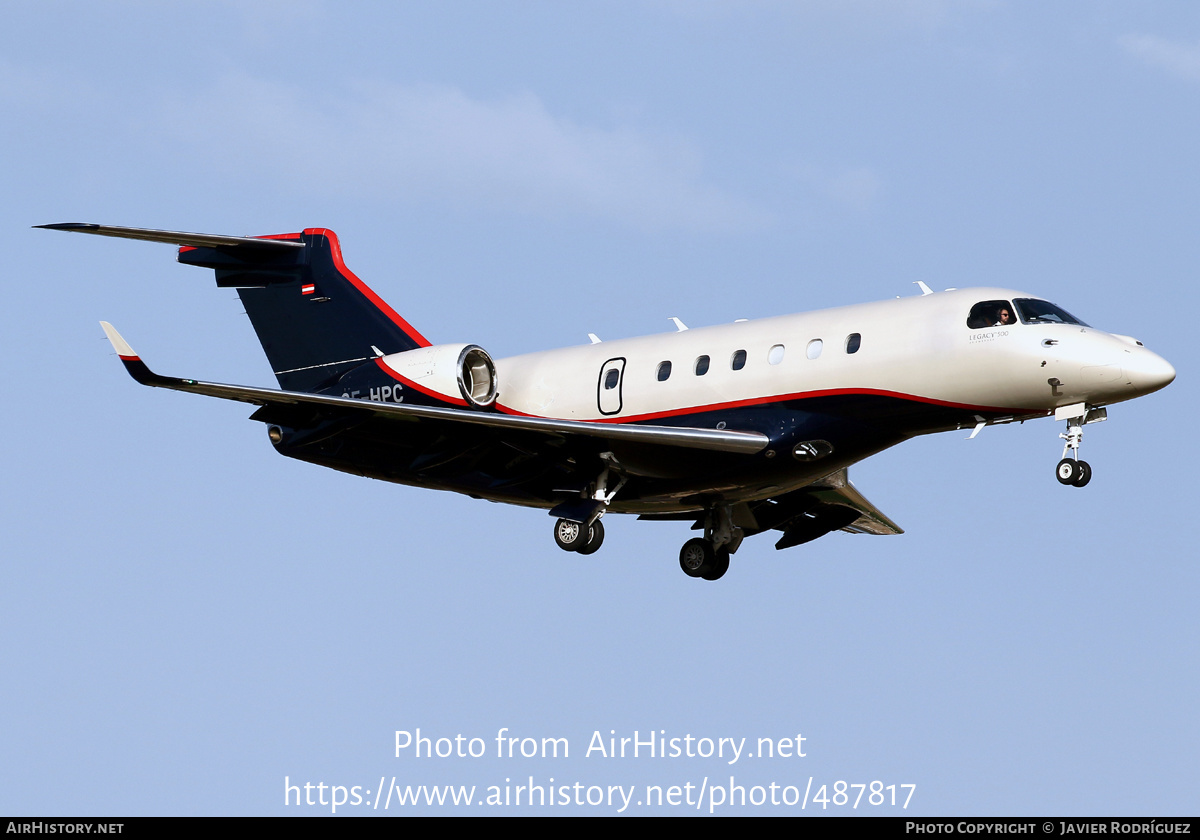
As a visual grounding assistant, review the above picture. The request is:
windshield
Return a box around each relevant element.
[1013,298,1089,327]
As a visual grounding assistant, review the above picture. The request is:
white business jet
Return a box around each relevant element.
[40,224,1175,581]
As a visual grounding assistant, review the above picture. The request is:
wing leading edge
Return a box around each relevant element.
[98,322,770,456]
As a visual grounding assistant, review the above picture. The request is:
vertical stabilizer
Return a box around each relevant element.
[178,228,431,392]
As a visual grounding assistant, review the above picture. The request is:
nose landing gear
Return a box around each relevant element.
[1054,405,1105,487]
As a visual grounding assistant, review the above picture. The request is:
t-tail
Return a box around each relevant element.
[38,223,430,393]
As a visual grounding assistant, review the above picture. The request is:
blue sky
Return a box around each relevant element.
[2,1,1196,816]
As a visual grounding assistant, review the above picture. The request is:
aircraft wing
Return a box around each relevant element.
[637,466,902,549]
[804,469,903,535]
[99,322,769,456]
[738,470,903,548]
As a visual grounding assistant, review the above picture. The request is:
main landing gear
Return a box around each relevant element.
[551,455,623,557]
[679,505,743,581]
[679,538,729,581]
[554,517,605,555]
[1054,407,1105,488]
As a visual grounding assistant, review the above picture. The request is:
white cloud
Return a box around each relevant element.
[161,76,769,233]
[1118,34,1200,84]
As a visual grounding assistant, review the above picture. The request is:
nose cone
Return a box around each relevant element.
[1125,347,1176,397]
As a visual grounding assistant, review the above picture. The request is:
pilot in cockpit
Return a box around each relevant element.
[967,300,1015,329]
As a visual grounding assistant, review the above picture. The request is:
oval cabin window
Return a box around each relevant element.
[694,355,710,376]
[806,339,823,360]
[656,361,672,381]
[768,344,785,365]
[731,349,747,370]
[845,333,861,354]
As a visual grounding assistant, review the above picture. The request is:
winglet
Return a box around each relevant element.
[100,321,136,358]
[99,321,171,386]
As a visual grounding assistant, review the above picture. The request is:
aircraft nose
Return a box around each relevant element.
[1125,347,1176,396]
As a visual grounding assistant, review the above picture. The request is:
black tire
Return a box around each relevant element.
[553,518,588,552]
[576,519,605,555]
[1056,458,1079,485]
[1072,460,1092,487]
[701,548,730,581]
[679,538,714,578]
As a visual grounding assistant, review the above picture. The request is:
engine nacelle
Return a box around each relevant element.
[378,343,498,407]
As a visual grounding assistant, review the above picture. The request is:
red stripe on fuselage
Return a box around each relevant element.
[495,387,1047,425]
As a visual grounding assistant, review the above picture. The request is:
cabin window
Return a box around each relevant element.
[1013,298,1089,327]
[731,349,747,370]
[656,361,672,381]
[806,339,823,360]
[967,300,1016,329]
[846,333,861,354]
[694,355,710,376]
[603,369,620,390]
[768,344,785,365]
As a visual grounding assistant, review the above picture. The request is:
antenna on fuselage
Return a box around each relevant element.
[588,333,602,344]
[669,317,689,331]
[915,281,934,296]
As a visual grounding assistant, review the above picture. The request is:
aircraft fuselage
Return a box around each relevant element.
[309,286,1173,513]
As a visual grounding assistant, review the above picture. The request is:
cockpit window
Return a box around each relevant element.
[967,300,1016,329]
[1013,298,1089,327]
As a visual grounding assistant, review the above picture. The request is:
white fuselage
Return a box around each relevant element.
[492,287,1174,428]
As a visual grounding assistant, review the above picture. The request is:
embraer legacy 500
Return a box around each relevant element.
[43,224,1175,581]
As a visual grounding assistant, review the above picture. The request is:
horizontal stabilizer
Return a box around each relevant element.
[53,223,429,394]
[36,223,303,253]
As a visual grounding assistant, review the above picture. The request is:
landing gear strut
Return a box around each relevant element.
[678,504,742,581]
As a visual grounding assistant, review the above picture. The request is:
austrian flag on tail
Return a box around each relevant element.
[301,283,316,296]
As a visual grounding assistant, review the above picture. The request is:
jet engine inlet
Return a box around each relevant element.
[458,345,498,407]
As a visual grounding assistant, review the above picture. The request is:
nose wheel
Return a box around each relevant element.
[1055,412,1094,487]
[1056,458,1092,487]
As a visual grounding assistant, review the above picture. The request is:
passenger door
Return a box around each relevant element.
[597,357,626,415]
